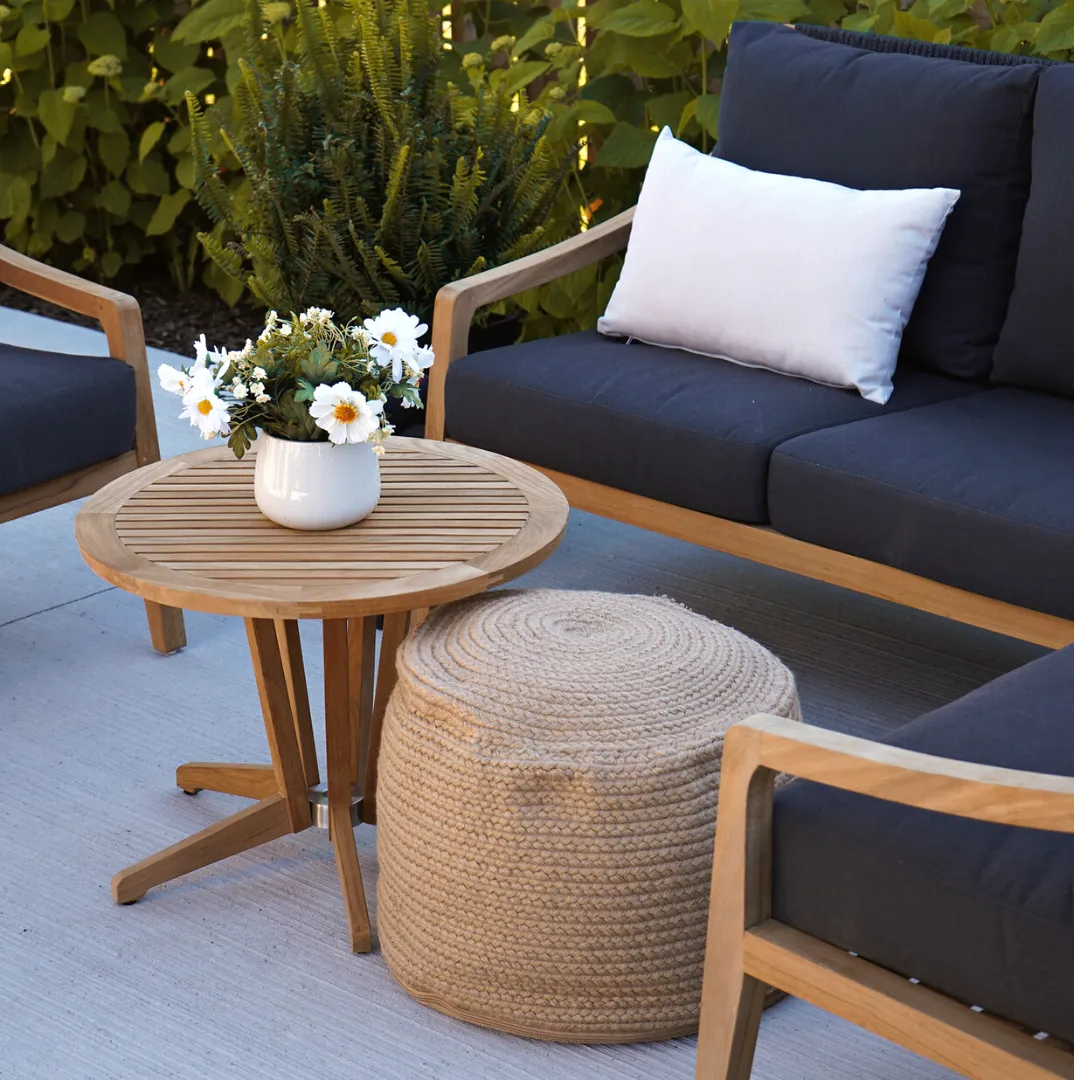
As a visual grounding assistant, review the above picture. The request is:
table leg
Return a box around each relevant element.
[324,618,373,953]
[348,616,377,788]
[275,619,320,786]
[112,617,314,905]
[361,610,411,825]
[112,796,292,904]
[145,600,186,654]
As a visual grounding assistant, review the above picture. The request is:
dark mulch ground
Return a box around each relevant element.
[1,274,264,357]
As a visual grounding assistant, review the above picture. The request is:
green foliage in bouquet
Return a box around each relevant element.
[187,0,569,328]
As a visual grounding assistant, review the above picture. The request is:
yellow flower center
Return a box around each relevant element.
[381,331,397,347]
[333,403,359,424]
[197,399,213,415]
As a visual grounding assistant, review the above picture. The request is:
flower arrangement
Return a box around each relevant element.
[158,307,433,459]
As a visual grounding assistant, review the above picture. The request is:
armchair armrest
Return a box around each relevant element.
[727,713,1073,832]
[0,244,160,465]
[425,206,636,439]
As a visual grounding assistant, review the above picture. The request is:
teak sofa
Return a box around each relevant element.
[0,244,185,653]
[425,26,1074,651]
[695,646,1073,1080]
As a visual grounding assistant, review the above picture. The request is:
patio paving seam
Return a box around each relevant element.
[0,584,116,629]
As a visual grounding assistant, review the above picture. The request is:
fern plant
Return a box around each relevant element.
[187,0,567,332]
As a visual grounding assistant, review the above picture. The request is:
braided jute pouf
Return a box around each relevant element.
[376,588,801,1042]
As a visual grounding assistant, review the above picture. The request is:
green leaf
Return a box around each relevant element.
[97,130,131,177]
[299,346,339,384]
[891,10,944,42]
[501,61,550,98]
[738,0,810,18]
[55,210,85,243]
[598,0,677,37]
[0,174,33,225]
[512,14,557,57]
[150,31,201,74]
[43,0,76,19]
[549,98,618,141]
[163,67,215,107]
[613,32,691,77]
[682,0,738,45]
[646,90,692,132]
[37,89,78,146]
[101,250,124,277]
[139,121,166,163]
[98,180,132,217]
[593,120,659,168]
[145,189,192,236]
[15,25,51,57]
[1035,0,1073,54]
[173,0,247,43]
[39,154,87,198]
[694,93,721,140]
[175,153,196,189]
[77,12,128,58]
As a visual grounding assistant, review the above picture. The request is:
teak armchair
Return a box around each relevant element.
[694,716,1074,1080]
[0,244,186,654]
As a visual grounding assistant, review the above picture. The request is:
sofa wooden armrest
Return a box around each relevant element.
[0,246,184,654]
[696,716,1074,1080]
[424,206,635,441]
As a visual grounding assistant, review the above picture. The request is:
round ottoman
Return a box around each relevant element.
[376,589,800,1042]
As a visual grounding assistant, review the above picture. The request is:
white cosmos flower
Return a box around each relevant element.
[158,362,195,396]
[363,308,428,382]
[309,382,383,445]
[180,370,231,438]
[412,344,435,374]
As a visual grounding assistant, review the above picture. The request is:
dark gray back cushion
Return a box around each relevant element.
[992,64,1074,398]
[717,22,1040,381]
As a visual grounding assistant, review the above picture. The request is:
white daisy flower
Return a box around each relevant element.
[158,362,194,396]
[413,344,435,372]
[180,370,231,438]
[363,308,428,382]
[309,382,383,445]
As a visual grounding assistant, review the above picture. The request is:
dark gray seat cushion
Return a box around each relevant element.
[769,389,1073,617]
[773,645,1074,1041]
[993,64,1074,397]
[444,332,979,523]
[0,342,137,496]
[717,22,1040,381]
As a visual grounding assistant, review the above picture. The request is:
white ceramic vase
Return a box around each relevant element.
[253,432,381,531]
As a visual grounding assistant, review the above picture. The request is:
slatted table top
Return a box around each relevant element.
[76,438,569,619]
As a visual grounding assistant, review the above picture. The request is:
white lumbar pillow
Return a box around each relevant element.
[597,128,960,404]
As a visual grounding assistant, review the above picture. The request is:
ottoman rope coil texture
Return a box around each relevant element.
[376,589,801,1042]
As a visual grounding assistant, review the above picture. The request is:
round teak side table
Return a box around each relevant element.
[74,436,568,952]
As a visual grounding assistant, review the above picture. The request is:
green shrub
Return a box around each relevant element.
[187,0,569,329]
[0,0,229,287]
[457,0,1074,336]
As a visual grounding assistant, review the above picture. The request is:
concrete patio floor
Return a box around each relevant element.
[0,306,1044,1079]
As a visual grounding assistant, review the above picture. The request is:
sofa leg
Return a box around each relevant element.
[145,601,186,654]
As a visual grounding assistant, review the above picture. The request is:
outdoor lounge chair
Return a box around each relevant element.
[695,647,1074,1080]
[0,244,185,654]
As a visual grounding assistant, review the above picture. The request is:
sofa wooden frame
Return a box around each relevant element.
[424,207,1073,649]
[694,715,1074,1080]
[1,244,186,654]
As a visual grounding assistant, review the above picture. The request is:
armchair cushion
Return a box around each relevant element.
[772,645,1074,1041]
[444,331,979,524]
[717,22,1040,382]
[769,389,1073,617]
[0,342,136,496]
